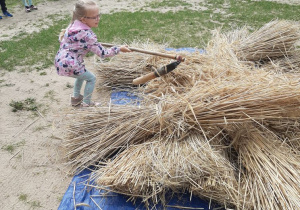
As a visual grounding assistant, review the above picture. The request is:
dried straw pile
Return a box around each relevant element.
[91,133,243,208]
[62,20,300,209]
[96,42,168,88]
[263,50,300,73]
[95,52,150,87]
[228,123,300,209]
[228,20,300,61]
[63,106,160,171]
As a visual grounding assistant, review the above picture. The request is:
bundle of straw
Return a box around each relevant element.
[263,51,300,73]
[96,52,151,87]
[93,132,243,208]
[143,59,300,128]
[63,105,159,173]
[229,123,300,209]
[96,42,169,88]
[226,20,300,61]
[263,119,300,152]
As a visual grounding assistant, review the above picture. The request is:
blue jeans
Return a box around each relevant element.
[71,70,96,104]
[22,0,32,7]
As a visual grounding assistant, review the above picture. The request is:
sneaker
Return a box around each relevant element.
[70,94,83,106]
[81,101,101,107]
[3,11,13,17]
[0,15,2,19]
[29,5,38,10]
[25,7,31,13]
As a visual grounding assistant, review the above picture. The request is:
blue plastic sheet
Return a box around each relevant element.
[110,90,140,105]
[59,48,222,210]
[58,168,218,210]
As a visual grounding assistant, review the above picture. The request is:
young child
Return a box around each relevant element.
[22,0,38,13]
[54,0,131,107]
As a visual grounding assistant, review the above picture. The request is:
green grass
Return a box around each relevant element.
[30,200,42,208]
[18,193,28,202]
[0,0,299,71]
[9,98,40,112]
[44,90,59,102]
[147,0,192,8]
[18,193,42,209]
[2,140,25,154]
[66,82,73,89]
[0,79,14,87]
[97,11,212,48]
[0,16,69,71]
[2,144,15,153]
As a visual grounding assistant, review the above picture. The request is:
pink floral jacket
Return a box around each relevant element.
[54,20,120,76]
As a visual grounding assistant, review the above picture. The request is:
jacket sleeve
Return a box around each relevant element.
[85,30,120,58]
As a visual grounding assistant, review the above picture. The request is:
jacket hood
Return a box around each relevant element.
[68,20,90,33]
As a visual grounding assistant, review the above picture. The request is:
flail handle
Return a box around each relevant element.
[132,72,157,85]
[101,43,185,62]
[132,61,181,85]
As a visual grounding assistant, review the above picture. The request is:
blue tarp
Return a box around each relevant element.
[59,48,221,210]
[58,168,217,210]
[110,90,140,105]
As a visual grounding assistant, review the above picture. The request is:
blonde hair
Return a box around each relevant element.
[59,0,98,41]
[72,0,98,22]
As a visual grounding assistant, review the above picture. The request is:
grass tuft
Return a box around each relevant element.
[9,98,39,112]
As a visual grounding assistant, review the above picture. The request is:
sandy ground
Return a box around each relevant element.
[0,0,299,210]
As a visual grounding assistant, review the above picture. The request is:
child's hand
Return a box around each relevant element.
[120,45,132,53]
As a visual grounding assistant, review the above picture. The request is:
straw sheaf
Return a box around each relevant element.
[93,133,243,208]
[263,119,300,152]
[227,20,300,61]
[228,124,300,209]
[96,42,169,88]
[96,52,151,87]
[263,50,300,73]
[142,51,249,99]
[63,106,160,173]
[143,61,300,128]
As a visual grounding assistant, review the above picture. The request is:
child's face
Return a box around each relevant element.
[81,7,100,28]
